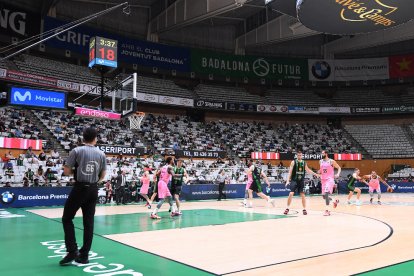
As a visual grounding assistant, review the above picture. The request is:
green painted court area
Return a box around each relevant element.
[0,208,286,276]
[356,260,414,276]
[67,209,288,235]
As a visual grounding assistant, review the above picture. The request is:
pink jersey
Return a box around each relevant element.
[142,175,150,186]
[320,159,334,180]
[369,176,380,189]
[160,165,172,183]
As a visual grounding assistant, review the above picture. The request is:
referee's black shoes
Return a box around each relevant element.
[59,251,79,265]
[75,253,89,264]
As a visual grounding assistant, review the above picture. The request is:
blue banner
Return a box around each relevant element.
[43,17,190,71]
[0,187,72,208]
[9,86,67,109]
[181,184,290,201]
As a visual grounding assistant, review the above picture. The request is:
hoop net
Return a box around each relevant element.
[128,112,145,130]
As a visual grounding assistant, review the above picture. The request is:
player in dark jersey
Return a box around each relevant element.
[171,159,188,215]
[346,168,368,205]
[246,161,275,208]
[284,151,319,215]
[149,168,160,206]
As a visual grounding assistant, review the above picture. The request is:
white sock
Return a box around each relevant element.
[152,208,158,215]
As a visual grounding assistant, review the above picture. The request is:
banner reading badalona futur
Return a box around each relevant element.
[191,49,308,80]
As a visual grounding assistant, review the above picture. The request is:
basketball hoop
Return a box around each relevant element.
[128,112,145,130]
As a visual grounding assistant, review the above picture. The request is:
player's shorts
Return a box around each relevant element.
[157,180,172,199]
[170,184,182,195]
[248,180,262,193]
[347,183,355,192]
[290,179,305,194]
[369,186,381,193]
[246,180,253,190]
[152,181,158,193]
[321,178,335,194]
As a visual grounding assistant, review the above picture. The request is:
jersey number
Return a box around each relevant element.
[85,164,95,173]
[323,169,327,173]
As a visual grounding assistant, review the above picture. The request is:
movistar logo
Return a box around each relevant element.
[13,90,31,102]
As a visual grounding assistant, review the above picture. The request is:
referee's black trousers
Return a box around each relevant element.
[218,182,226,200]
[62,184,98,255]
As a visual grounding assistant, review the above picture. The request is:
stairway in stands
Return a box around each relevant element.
[342,128,372,159]
[30,111,68,157]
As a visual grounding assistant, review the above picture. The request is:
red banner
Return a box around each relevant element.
[251,152,280,160]
[389,55,414,78]
[334,153,362,161]
[0,137,42,150]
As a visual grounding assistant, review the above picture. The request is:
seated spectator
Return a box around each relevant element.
[24,168,35,182]
[44,168,56,185]
[16,155,24,166]
[38,151,47,161]
[37,165,45,179]
[15,129,23,138]
[25,147,34,158]
[46,158,55,167]
[5,167,14,178]
[50,149,60,159]
[4,182,11,187]
[23,179,30,187]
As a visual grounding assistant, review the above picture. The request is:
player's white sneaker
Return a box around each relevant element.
[269,199,275,207]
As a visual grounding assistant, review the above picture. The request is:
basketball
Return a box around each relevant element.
[387,187,394,193]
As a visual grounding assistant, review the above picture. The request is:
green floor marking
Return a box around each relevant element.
[356,260,414,276]
[68,209,289,235]
[0,208,215,276]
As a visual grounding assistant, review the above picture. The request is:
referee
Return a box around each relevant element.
[60,127,106,265]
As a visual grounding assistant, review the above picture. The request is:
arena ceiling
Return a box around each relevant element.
[3,0,414,58]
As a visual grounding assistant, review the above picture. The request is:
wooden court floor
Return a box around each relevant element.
[2,193,413,276]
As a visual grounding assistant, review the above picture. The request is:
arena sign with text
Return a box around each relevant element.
[9,87,67,109]
[351,107,382,114]
[191,49,307,80]
[251,152,361,161]
[175,150,226,158]
[309,58,389,81]
[195,99,226,110]
[97,145,145,156]
[74,107,121,120]
[297,0,414,35]
[383,106,414,113]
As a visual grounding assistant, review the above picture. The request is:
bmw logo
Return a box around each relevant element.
[312,61,331,80]
[1,191,15,204]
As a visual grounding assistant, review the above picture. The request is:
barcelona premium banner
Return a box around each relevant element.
[191,49,308,80]
[309,58,389,81]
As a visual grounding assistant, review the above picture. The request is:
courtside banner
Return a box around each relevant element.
[175,150,226,158]
[309,58,389,81]
[180,183,290,200]
[257,105,288,113]
[97,145,145,156]
[0,187,71,208]
[74,107,121,120]
[0,137,42,150]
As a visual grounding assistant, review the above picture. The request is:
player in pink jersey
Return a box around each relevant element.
[319,150,341,216]
[362,171,391,205]
[139,167,152,209]
[242,160,254,207]
[150,157,177,219]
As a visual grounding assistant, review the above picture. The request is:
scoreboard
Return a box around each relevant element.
[88,36,118,68]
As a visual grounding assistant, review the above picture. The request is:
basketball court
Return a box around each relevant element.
[2,193,413,276]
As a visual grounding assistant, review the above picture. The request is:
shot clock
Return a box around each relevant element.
[88,36,118,68]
